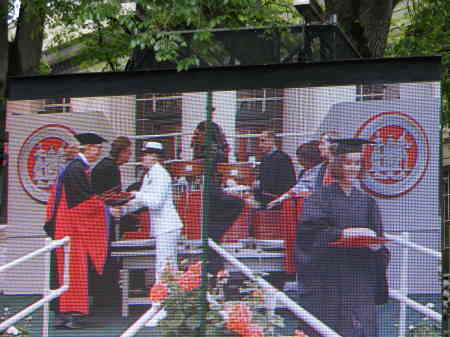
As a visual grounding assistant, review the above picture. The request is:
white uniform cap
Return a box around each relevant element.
[142,141,164,153]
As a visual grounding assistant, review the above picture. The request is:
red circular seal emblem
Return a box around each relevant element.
[17,124,76,203]
[355,112,430,198]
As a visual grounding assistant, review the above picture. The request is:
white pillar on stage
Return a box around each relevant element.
[181,92,207,161]
[213,91,237,162]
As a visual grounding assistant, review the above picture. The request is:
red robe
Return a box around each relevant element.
[54,157,107,315]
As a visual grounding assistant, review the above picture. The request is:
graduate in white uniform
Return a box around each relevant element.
[126,141,183,282]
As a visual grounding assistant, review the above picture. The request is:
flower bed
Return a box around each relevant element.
[147,261,311,337]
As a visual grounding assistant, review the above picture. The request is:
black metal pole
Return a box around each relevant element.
[199,91,214,336]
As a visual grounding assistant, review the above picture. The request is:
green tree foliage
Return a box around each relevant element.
[46,0,300,71]
[387,0,450,125]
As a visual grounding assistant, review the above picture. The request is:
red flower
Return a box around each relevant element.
[251,289,265,304]
[187,261,202,276]
[294,329,310,337]
[177,270,201,291]
[226,303,252,334]
[242,324,264,337]
[149,283,169,302]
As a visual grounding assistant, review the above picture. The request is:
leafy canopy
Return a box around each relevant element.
[43,0,300,71]
[387,0,450,125]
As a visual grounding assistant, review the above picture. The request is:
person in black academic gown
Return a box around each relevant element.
[296,138,390,337]
[90,136,132,309]
[205,168,245,280]
[191,110,230,163]
[92,136,132,196]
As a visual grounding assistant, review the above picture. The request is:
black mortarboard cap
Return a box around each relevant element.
[332,138,375,155]
[74,132,107,145]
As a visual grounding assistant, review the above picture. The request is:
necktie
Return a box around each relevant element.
[85,167,92,185]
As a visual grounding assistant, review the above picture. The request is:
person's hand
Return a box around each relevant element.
[110,206,121,218]
[244,196,261,209]
[342,227,377,239]
[267,198,281,209]
[368,244,382,251]
[267,194,289,209]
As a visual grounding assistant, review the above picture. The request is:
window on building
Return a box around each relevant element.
[235,89,283,161]
[135,93,182,162]
[356,84,400,101]
[38,97,72,113]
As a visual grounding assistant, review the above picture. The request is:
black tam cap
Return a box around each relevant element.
[74,133,107,145]
[332,138,375,155]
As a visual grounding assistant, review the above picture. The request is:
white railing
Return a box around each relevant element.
[385,232,442,337]
[120,303,162,337]
[0,237,70,337]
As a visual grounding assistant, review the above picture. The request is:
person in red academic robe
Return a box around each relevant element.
[54,132,108,329]
[43,143,79,323]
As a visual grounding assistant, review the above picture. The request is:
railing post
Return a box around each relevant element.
[0,237,70,333]
[42,237,52,337]
[398,232,409,337]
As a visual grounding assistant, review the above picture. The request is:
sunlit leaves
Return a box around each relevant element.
[39,0,300,71]
[387,0,449,125]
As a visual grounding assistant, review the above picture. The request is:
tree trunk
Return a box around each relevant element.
[8,2,46,76]
[0,0,8,101]
[325,0,401,57]
[0,0,9,141]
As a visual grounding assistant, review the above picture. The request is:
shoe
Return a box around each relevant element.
[53,313,68,328]
[54,313,88,330]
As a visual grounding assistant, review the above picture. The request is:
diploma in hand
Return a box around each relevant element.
[329,227,390,248]
[329,236,390,248]
[98,186,135,206]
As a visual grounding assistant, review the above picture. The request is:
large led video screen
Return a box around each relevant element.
[0,60,442,337]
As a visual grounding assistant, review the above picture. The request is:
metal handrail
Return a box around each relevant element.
[384,232,441,337]
[0,237,70,337]
[120,303,162,337]
[385,233,441,260]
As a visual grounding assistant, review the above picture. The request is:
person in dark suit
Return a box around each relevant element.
[254,131,296,209]
[250,131,296,300]
[296,138,389,337]
[90,136,132,309]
